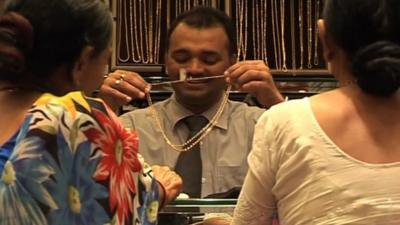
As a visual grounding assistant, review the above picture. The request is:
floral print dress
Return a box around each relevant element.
[0,92,158,225]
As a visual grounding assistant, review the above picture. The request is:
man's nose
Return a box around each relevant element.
[186,59,205,74]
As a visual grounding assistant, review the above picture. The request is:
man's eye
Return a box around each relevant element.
[202,56,219,65]
[173,56,190,64]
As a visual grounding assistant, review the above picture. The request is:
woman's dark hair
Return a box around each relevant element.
[0,0,112,91]
[323,0,400,96]
[166,6,237,57]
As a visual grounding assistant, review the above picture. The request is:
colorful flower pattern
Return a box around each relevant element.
[0,92,153,225]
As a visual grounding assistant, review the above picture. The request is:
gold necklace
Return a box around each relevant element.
[130,0,141,63]
[271,0,281,69]
[262,0,269,64]
[313,0,320,66]
[154,0,162,64]
[280,0,288,72]
[307,0,313,69]
[290,0,297,70]
[147,85,232,152]
[141,0,150,64]
[147,0,154,64]
[252,1,259,59]
[242,0,248,60]
[236,0,244,60]
[117,0,130,63]
[298,0,304,70]
[138,0,145,63]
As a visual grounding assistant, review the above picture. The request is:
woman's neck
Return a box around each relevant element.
[0,86,42,146]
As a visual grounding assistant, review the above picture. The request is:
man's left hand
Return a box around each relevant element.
[224,60,284,108]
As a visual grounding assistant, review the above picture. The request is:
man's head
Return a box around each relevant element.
[164,7,236,113]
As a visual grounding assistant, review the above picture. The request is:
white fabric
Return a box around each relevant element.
[232,98,400,225]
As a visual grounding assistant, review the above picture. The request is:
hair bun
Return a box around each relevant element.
[352,41,400,97]
[0,12,34,77]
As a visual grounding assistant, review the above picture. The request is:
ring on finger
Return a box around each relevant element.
[114,78,123,87]
[119,73,126,80]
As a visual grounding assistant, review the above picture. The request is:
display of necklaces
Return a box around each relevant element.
[115,0,325,72]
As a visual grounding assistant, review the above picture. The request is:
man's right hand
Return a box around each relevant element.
[99,70,151,110]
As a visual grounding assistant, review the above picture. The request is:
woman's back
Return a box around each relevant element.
[311,87,400,164]
[232,97,400,225]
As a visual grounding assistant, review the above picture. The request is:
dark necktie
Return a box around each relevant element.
[174,115,209,198]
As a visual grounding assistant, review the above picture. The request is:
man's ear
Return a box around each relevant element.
[318,19,335,63]
[72,46,95,88]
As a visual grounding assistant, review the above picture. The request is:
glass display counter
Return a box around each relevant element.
[159,199,236,225]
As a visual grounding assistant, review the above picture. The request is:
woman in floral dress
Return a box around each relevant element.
[0,0,181,225]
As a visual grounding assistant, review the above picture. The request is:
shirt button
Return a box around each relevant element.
[201,177,206,183]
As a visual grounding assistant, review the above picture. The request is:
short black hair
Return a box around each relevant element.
[165,6,237,57]
[323,0,400,96]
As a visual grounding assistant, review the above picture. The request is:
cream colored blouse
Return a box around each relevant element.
[232,98,400,225]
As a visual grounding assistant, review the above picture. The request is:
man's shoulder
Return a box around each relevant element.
[121,98,169,118]
[228,100,265,118]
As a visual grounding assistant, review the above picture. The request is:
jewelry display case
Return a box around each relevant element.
[159,199,237,225]
[110,0,335,108]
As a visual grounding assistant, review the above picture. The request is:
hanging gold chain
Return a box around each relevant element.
[147,85,232,152]
[130,0,141,63]
[314,0,320,66]
[117,0,130,63]
[280,0,288,72]
[299,0,304,70]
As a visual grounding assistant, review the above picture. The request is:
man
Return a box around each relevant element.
[100,7,284,198]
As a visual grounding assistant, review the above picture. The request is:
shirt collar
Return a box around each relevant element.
[166,93,230,130]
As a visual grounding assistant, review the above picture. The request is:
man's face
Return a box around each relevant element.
[165,23,234,110]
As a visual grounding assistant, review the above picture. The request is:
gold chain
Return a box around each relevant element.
[307,0,313,68]
[137,0,146,63]
[298,0,304,70]
[236,0,244,60]
[280,0,288,72]
[271,0,281,69]
[154,0,162,64]
[262,0,268,64]
[148,0,154,63]
[242,0,248,60]
[142,0,150,64]
[290,0,296,70]
[252,1,259,59]
[147,85,232,152]
[130,0,141,63]
[117,0,130,63]
[314,0,320,66]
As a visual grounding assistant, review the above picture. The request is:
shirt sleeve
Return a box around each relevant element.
[232,111,278,225]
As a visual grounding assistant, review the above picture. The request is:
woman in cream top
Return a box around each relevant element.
[232,0,400,224]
